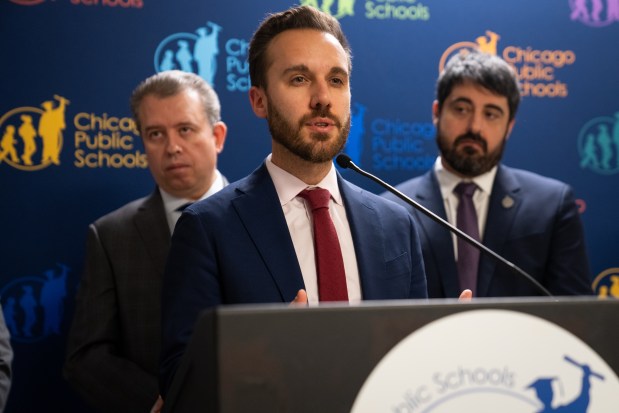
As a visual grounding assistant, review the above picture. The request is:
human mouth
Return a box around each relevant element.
[166,163,189,172]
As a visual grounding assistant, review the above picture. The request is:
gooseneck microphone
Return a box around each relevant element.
[336,153,554,298]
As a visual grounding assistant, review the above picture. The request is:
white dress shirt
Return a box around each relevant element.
[433,157,497,259]
[160,169,227,234]
[265,155,361,305]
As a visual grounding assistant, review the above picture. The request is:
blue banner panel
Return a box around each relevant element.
[1,0,617,411]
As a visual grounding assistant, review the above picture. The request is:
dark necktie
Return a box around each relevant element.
[175,202,192,212]
[298,188,348,302]
[454,182,480,295]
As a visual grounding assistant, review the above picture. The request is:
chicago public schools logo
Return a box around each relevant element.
[0,95,70,171]
[155,22,223,86]
[352,310,619,412]
[592,267,619,298]
[570,0,619,27]
[578,111,619,175]
[0,264,69,343]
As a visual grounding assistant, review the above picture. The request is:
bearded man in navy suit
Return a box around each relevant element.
[383,51,593,299]
[159,6,437,398]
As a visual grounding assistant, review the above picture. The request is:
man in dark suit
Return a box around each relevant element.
[64,70,228,413]
[383,51,592,298]
[159,5,433,398]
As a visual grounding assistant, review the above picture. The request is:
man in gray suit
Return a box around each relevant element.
[64,70,228,413]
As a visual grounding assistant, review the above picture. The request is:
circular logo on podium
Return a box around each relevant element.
[351,309,619,412]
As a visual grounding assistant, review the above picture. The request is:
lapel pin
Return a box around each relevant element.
[502,196,515,209]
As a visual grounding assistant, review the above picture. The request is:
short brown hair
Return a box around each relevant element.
[248,5,352,89]
[130,70,221,133]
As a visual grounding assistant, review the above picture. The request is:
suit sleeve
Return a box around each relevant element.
[64,224,159,413]
[159,210,222,398]
[544,186,593,295]
[407,213,429,299]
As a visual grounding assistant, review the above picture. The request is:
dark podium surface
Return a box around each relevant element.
[163,298,619,412]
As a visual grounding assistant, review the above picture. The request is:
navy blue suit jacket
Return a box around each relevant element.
[160,163,427,396]
[383,164,592,299]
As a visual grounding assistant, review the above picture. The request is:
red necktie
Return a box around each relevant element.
[299,188,348,302]
[454,182,480,296]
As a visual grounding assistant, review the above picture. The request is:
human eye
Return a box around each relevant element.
[329,76,346,87]
[290,75,308,85]
[485,108,503,121]
[179,126,193,136]
[452,103,470,116]
[145,129,163,141]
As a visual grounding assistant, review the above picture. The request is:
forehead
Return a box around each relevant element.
[264,29,349,76]
[446,81,509,110]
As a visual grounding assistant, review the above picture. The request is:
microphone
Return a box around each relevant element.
[336,153,554,298]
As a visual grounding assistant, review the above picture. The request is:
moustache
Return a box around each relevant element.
[454,133,487,151]
[299,108,341,128]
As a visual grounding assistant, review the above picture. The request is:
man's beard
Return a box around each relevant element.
[267,100,350,164]
[437,127,507,177]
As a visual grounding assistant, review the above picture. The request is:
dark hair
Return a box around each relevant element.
[248,5,352,89]
[130,70,221,133]
[437,51,520,120]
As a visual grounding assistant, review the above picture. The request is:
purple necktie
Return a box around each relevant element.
[298,188,348,302]
[454,182,480,295]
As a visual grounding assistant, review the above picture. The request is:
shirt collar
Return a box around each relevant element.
[160,169,226,214]
[264,154,342,206]
[434,156,497,196]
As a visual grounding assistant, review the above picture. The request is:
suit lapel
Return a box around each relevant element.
[134,189,170,273]
[231,164,304,301]
[338,176,385,299]
[414,172,460,297]
[477,165,521,296]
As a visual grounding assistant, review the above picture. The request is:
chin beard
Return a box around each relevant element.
[267,101,350,163]
[437,131,506,177]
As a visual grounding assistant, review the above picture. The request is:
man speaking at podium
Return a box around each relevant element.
[383,51,593,298]
[159,5,444,399]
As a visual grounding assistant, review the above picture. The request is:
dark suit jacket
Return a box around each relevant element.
[160,163,427,396]
[383,164,593,298]
[64,189,170,413]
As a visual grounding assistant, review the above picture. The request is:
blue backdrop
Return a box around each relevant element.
[1,0,618,411]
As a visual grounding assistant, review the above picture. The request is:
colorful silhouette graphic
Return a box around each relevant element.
[156,22,223,86]
[528,355,603,412]
[578,113,619,175]
[301,0,356,19]
[18,285,37,338]
[570,0,619,26]
[0,125,20,164]
[476,30,500,55]
[38,95,69,165]
[18,114,37,165]
[194,22,222,86]
[40,264,68,335]
[0,263,70,342]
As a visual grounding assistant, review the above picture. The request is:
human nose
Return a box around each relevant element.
[310,80,331,110]
[166,132,183,155]
[468,111,484,135]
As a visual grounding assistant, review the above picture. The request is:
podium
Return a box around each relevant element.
[163,298,619,412]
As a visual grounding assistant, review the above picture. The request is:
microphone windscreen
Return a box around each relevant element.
[336,154,352,169]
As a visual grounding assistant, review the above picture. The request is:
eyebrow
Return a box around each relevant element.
[451,97,505,115]
[282,64,349,78]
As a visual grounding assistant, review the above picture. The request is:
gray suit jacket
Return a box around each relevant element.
[64,189,170,413]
